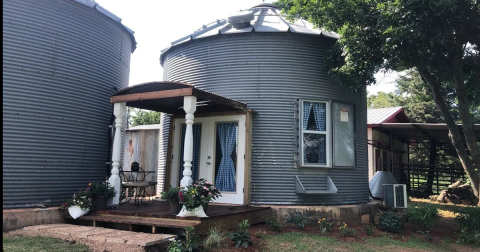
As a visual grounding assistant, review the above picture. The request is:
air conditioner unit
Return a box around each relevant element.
[383,184,407,208]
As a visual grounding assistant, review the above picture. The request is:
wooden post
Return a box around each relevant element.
[108,102,126,207]
[180,96,196,187]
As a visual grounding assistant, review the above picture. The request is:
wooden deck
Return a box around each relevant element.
[64,200,271,234]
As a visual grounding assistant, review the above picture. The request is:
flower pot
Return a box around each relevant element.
[68,205,90,219]
[202,203,209,214]
[176,205,208,217]
[170,201,182,215]
[92,197,108,211]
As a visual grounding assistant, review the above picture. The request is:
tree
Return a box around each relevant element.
[277,0,480,203]
[128,108,161,127]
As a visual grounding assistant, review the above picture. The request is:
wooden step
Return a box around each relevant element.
[65,213,200,229]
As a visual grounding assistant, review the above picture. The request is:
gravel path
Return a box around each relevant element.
[5,224,176,252]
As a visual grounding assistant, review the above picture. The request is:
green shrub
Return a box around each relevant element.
[284,212,306,229]
[229,220,252,248]
[365,224,375,236]
[405,203,439,232]
[167,238,185,252]
[266,216,283,232]
[182,226,199,252]
[455,207,480,246]
[378,211,403,233]
[203,227,226,251]
[339,222,356,237]
[318,218,335,235]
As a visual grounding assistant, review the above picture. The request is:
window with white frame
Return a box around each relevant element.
[300,100,331,167]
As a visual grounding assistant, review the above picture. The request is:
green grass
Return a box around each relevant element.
[3,235,90,252]
[259,232,470,252]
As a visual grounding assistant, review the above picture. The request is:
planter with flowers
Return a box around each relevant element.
[59,190,92,219]
[192,178,221,214]
[88,181,116,210]
[161,186,182,215]
[177,184,208,217]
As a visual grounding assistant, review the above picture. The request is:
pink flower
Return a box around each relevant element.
[203,186,207,190]
[209,192,212,195]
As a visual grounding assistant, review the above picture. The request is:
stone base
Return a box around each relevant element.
[264,202,379,226]
[3,207,64,232]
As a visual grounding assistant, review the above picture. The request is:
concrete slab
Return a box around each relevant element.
[8,224,177,252]
[3,207,64,231]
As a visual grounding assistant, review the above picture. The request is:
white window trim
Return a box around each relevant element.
[299,99,332,168]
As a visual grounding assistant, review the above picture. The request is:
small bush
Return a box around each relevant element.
[365,224,375,236]
[318,218,335,235]
[455,207,480,246]
[203,227,227,251]
[182,226,199,252]
[167,238,185,252]
[229,220,252,248]
[405,203,439,232]
[339,222,356,237]
[284,212,306,229]
[378,211,403,233]
[266,216,283,232]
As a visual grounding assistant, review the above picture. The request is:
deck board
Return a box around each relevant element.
[64,200,271,234]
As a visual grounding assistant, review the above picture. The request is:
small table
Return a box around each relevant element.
[120,171,156,205]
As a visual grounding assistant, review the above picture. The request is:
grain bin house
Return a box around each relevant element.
[3,0,136,208]
[110,4,371,215]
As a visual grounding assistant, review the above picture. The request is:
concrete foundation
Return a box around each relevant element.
[265,202,379,226]
[3,207,64,232]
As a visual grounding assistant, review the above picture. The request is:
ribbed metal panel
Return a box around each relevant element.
[162,33,369,205]
[157,114,170,195]
[3,0,133,208]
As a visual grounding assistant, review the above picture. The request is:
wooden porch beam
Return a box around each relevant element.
[111,88,193,103]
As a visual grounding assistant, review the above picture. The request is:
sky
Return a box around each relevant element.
[94,0,398,95]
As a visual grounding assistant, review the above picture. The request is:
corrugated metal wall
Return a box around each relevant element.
[162,33,369,205]
[157,114,170,195]
[3,0,133,208]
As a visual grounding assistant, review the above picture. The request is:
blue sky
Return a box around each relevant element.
[94,0,397,95]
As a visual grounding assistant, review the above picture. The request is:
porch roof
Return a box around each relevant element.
[375,123,480,142]
[111,81,248,115]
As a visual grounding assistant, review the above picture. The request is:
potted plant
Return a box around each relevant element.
[65,190,92,219]
[88,181,116,210]
[131,161,140,172]
[177,184,208,217]
[192,178,221,214]
[161,186,182,215]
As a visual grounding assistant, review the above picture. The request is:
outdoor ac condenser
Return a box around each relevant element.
[383,184,407,208]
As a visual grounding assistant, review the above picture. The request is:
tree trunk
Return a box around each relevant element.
[416,66,479,204]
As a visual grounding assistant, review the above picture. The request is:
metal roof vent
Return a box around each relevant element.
[227,10,254,29]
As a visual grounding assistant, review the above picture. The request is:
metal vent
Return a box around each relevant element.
[227,10,254,29]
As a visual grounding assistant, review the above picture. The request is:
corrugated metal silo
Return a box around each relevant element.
[160,4,369,205]
[3,0,136,208]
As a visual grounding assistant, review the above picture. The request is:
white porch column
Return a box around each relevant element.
[108,102,126,207]
[180,96,197,187]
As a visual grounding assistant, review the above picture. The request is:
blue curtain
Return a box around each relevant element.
[303,102,313,130]
[179,124,201,184]
[215,122,237,192]
[312,103,326,163]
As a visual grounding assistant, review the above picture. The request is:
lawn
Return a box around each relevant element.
[3,235,90,252]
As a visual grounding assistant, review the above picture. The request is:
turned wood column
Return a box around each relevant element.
[108,102,126,207]
[180,96,197,187]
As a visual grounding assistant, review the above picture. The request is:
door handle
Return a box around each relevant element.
[206,162,211,165]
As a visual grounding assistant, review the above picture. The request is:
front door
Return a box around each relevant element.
[171,115,246,205]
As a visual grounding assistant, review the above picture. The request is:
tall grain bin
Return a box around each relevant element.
[159,4,369,205]
[3,0,136,208]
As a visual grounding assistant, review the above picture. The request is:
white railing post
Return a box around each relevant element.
[108,102,126,207]
[180,96,197,187]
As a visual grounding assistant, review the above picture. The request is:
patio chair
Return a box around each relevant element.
[119,166,150,205]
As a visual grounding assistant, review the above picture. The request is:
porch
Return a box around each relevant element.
[64,201,271,235]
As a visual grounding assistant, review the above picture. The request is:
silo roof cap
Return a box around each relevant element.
[160,3,339,63]
[73,0,137,52]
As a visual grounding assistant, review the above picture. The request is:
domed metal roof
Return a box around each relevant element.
[160,3,339,62]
